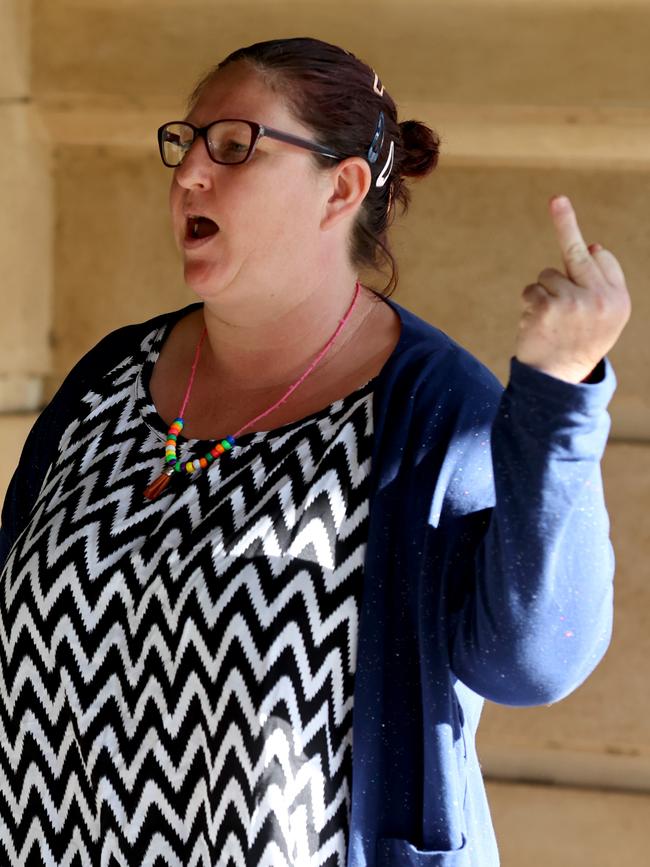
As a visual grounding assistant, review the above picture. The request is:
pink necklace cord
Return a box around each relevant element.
[180,280,361,438]
[143,281,362,500]
[178,327,207,418]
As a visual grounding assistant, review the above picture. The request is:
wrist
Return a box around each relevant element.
[513,355,597,385]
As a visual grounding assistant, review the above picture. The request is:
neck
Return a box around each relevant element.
[197,270,373,390]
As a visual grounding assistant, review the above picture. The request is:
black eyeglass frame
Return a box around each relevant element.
[157,118,345,167]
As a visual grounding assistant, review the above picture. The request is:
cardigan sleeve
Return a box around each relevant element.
[0,368,88,575]
[0,399,59,571]
[439,355,617,706]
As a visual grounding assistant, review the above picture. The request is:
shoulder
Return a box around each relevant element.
[375,298,502,520]
[60,302,202,392]
[0,303,202,557]
[378,296,504,426]
[40,301,203,454]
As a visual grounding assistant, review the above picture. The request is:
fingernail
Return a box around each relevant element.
[550,194,569,207]
[588,243,603,254]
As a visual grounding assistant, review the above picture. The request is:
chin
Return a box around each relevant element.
[182,258,234,302]
[183,261,219,297]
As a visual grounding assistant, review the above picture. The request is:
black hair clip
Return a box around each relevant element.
[367,111,385,164]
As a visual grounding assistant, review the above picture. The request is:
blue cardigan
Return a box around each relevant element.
[0,297,616,867]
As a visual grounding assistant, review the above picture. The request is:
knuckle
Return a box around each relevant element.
[561,292,579,314]
[566,241,590,263]
[584,287,629,323]
[522,282,545,301]
[591,293,608,316]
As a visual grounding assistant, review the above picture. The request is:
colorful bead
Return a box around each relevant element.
[163,413,239,478]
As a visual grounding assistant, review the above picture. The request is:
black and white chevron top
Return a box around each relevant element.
[0,319,376,866]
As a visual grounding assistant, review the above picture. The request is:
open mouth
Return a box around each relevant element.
[186,215,219,240]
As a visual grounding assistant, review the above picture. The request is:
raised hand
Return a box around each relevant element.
[515,195,631,383]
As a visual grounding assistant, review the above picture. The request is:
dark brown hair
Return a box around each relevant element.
[189,37,440,296]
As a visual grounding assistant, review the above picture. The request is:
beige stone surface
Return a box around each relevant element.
[478,442,650,790]
[40,103,650,179]
[486,780,650,867]
[0,0,30,99]
[0,103,53,392]
[32,1,650,112]
[404,103,650,172]
[0,375,43,413]
[51,144,193,380]
[392,165,649,440]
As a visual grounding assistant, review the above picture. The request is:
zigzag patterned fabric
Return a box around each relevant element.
[0,320,375,866]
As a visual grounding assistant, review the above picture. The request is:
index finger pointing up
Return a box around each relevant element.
[549,195,601,286]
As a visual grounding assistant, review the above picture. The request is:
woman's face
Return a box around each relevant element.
[169,62,333,304]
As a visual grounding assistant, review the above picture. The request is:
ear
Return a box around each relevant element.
[320,157,372,231]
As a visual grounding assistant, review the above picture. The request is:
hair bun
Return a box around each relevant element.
[399,120,440,178]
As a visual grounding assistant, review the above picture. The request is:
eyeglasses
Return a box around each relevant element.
[157,119,344,168]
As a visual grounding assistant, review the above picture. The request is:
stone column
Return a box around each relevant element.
[0,0,53,491]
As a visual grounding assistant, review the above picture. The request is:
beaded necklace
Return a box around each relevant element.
[143,280,362,500]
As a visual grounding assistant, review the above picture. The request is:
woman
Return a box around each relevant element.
[0,37,630,867]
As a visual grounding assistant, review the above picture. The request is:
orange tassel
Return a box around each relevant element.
[143,468,174,500]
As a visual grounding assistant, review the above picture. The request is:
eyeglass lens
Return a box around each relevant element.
[161,121,255,167]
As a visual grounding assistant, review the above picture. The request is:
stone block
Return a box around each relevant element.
[393,165,650,439]
[0,0,30,99]
[486,780,650,867]
[51,144,193,380]
[31,1,650,111]
[0,375,43,414]
[401,102,650,172]
[0,103,52,399]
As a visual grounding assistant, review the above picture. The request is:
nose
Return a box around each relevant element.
[173,136,214,190]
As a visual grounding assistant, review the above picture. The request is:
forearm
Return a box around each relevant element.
[450,356,616,706]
